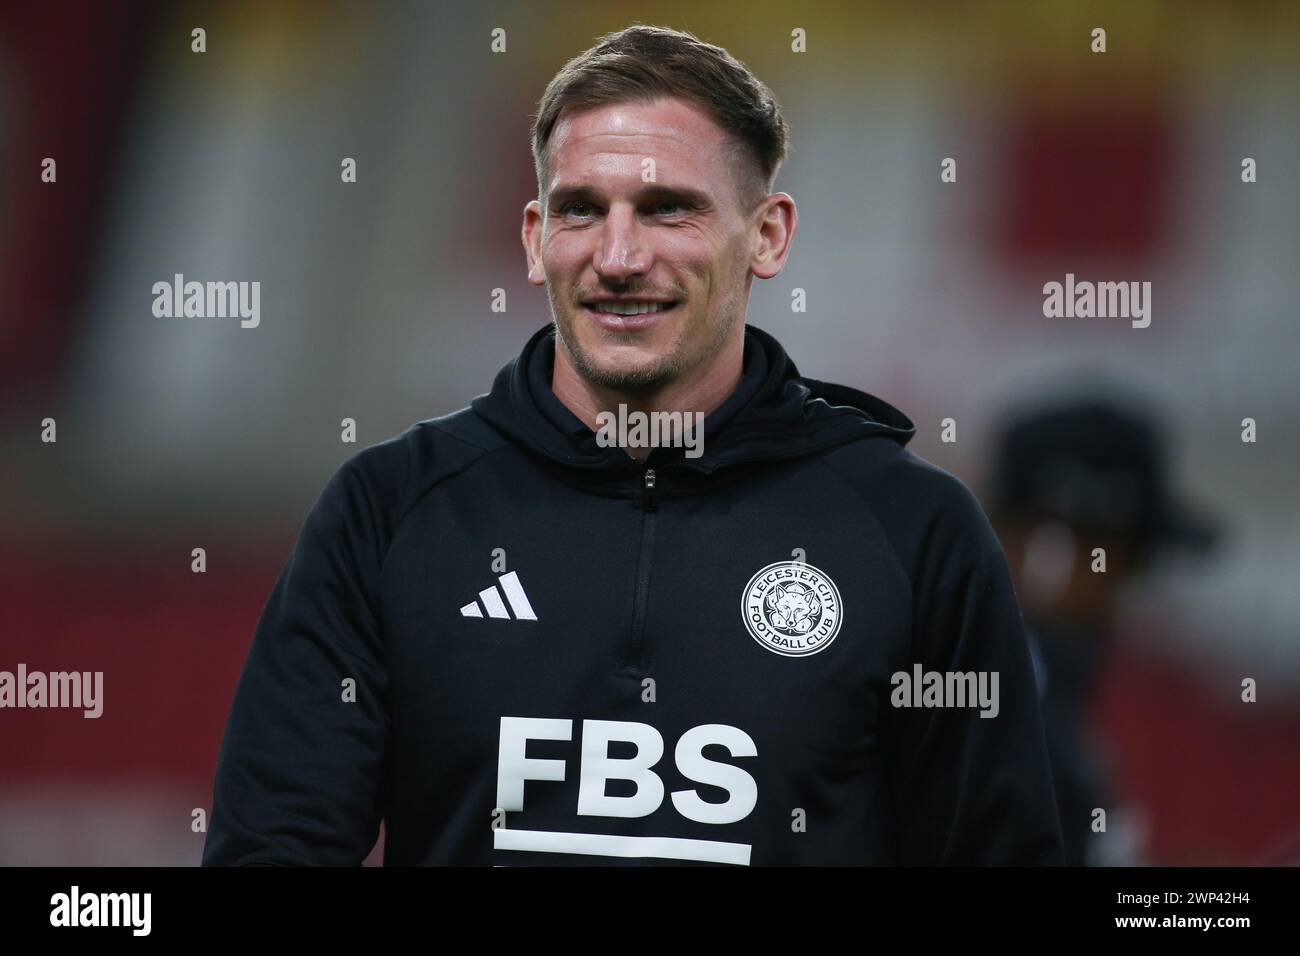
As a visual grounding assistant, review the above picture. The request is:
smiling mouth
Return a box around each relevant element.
[582,300,680,316]
[580,300,681,330]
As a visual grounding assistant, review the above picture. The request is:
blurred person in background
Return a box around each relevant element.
[989,397,1218,866]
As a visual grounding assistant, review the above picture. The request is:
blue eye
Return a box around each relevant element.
[558,202,593,218]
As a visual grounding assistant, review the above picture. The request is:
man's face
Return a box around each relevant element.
[523,97,774,395]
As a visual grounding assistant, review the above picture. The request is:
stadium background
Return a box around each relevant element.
[1,0,1297,864]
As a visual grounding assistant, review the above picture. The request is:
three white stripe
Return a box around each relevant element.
[460,571,538,621]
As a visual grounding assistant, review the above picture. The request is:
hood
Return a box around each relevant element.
[471,322,914,489]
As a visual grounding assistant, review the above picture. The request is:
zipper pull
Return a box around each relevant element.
[643,467,657,512]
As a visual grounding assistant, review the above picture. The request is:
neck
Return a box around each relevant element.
[552,330,745,462]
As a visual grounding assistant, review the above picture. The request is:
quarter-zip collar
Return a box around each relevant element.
[471,322,915,492]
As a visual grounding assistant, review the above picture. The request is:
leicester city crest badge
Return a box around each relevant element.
[741,561,843,657]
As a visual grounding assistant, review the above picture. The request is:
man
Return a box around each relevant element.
[203,25,1062,866]
[988,396,1218,865]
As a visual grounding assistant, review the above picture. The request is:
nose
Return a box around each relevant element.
[594,203,651,283]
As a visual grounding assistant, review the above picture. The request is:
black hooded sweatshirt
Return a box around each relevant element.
[203,322,1064,866]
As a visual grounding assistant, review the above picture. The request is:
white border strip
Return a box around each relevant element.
[494,828,751,865]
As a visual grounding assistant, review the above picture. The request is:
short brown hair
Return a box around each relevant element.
[531,24,790,212]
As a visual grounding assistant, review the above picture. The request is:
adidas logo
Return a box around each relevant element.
[460,571,538,621]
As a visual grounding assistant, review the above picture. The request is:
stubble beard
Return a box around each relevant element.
[550,284,742,399]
